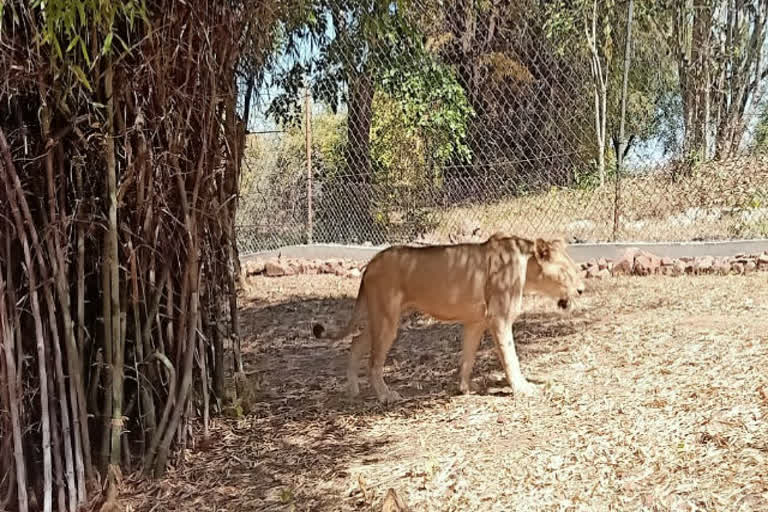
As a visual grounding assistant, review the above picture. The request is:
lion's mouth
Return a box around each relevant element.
[557,298,570,310]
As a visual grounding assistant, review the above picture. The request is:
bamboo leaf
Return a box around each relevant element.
[80,38,91,67]
[102,32,114,56]
[78,2,87,28]
[70,64,93,92]
[66,34,81,53]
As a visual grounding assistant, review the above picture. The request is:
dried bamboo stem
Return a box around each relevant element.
[0,273,28,512]
[0,129,53,512]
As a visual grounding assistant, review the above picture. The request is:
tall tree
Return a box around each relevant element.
[267,0,423,181]
[713,0,768,158]
[545,0,677,181]
[670,0,768,162]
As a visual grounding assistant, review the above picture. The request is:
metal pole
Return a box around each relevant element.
[305,86,313,244]
[613,0,634,241]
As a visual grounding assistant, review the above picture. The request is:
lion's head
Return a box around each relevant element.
[525,238,585,309]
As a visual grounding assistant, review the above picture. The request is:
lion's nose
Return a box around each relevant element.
[577,288,584,295]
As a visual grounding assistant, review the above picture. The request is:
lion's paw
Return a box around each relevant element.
[514,380,541,397]
[378,390,403,404]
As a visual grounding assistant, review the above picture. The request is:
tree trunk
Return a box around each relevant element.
[346,70,374,180]
[677,0,713,162]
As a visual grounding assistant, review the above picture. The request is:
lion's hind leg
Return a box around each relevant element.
[459,322,486,394]
[346,329,371,398]
[367,305,402,404]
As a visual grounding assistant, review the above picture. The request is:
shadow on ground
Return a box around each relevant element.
[123,291,596,511]
[230,294,595,509]
[240,295,591,408]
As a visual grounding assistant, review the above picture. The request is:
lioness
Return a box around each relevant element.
[312,233,585,403]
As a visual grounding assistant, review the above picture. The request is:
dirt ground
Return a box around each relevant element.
[123,273,768,511]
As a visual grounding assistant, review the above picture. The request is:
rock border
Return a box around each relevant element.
[242,250,768,280]
[587,249,768,279]
[243,258,365,280]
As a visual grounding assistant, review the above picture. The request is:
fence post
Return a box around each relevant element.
[613,0,634,241]
[304,86,313,244]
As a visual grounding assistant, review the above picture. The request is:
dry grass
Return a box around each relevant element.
[426,156,768,242]
[122,273,768,511]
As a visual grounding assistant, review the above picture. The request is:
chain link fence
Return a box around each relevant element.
[236,0,768,255]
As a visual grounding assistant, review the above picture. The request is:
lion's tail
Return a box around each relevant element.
[312,279,367,341]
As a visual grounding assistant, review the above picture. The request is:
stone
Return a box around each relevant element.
[731,262,745,275]
[596,268,611,280]
[346,268,362,279]
[245,260,266,276]
[265,260,287,277]
[714,258,731,275]
[612,248,639,276]
[320,260,344,274]
[758,252,768,269]
[660,257,674,267]
[694,256,715,274]
[586,266,600,279]
[634,251,661,276]
[745,260,757,273]
[672,259,686,276]
[597,258,609,270]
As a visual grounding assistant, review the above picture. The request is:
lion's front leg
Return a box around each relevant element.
[489,319,539,397]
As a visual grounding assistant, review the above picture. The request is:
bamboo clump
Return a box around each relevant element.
[0,1,281,510]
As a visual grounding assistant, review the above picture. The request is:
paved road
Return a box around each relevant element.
[241,239,768,264]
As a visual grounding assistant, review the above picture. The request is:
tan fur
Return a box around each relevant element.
[312,233,585,403]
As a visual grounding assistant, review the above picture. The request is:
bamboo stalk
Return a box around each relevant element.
[210,293,224,402]
[43,280,77,512]
[100,233,113,474]
[142,351,176,474]
[197,315,210,439]
[129,242,156,451]
[4,224,22,419]
[104,52,124,473]
[0,273,28,512]
[0,131,53,512]
[38,94,78,509]
[45,350,66,512]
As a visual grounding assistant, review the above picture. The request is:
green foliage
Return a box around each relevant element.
[267,0,422,125]
[32,0,147,59]
[25,0,148,100]
[543,0,677,170]
[753,104,768,153]
[238,111,347,228]
[372,60,473,186]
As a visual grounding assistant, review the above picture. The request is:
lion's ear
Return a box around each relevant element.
[534,238,551,261]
